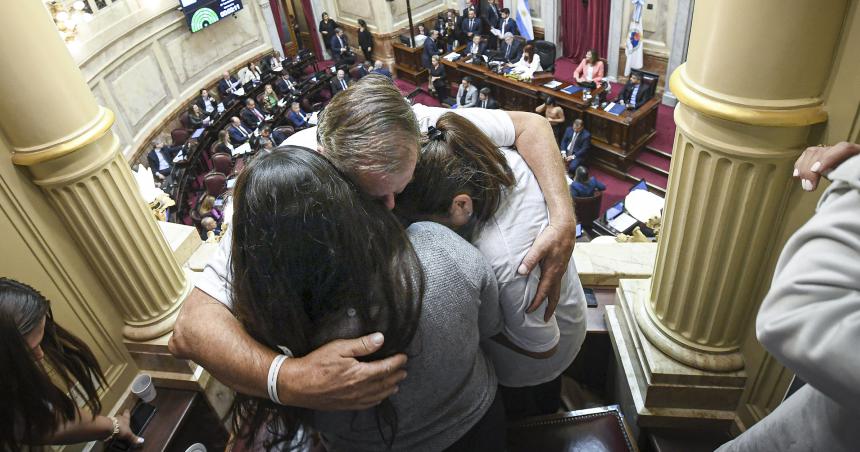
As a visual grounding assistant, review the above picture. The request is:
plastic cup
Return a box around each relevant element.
[131,374,156,403]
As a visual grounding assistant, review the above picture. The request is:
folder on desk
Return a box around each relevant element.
[232,143,252,157]
[561,85,584,95]
[606,103,626,116]
[191,128,204,139]
[234,87,246,97]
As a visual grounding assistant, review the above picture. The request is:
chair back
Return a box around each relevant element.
[204,172,227,197]
[349,65,362,80]
[273,126,295,140]
[211,152,233,175]
[179,111,192,130]
[531,40,557,72]
[171,128,190,146]
[573,190,603,228]
[631,68,660,100]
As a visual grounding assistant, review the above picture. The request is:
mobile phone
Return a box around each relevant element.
[584,288,598,308]
[130,401,157,435]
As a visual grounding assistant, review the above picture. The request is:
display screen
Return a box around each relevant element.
[180,0,244,33]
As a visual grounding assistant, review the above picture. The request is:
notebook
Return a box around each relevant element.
[607,103,626,116]
[561,85,584,95]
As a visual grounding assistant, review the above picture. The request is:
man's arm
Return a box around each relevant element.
[574,134,591,157]
[507,111,576,320]
[169,288,408,410]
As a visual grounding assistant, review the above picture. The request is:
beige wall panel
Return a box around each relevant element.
[335,0,375,21]
[107,51,170,130]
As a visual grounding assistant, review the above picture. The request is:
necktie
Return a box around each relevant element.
[341,80,347,90]
[569,132,578,153]
[460,89,467,106]
[239,126,248,137]
[470,19,474,30]
[483,100,487,108]
[631,85,639,107]
[503,19,507,31]
[254,109,263,121]
[338,37,343,49]
[505,44,511,59]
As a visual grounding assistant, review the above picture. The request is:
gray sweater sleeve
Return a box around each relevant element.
[756,154,860,408]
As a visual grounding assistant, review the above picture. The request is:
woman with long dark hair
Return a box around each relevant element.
[395,113,587,420]
[229,147,505,451]
[508,44,543,79]
[0,278,143,450]
[357,19,373,63]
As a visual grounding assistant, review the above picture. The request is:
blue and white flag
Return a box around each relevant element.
[515,0,534,41]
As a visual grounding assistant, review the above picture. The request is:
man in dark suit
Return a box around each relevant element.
[227,116,252,145]
[422,30,443,69]
[330,28,356,65]
[497,8,519,36]
[286,101,310,129]
[217,71,241,102]
[240,98,267,130]
[460,8,482,39]
[483,0,501,48]
[330,69,350,95]
[356,61,373,79]
[477,88,499,109]
[497,32,522,63]
[275,73,299,97]
[560,119,592,173]
[617,73,648,110]
[372,61,392,78]
[147,140,181,181]
[466,35,487,61]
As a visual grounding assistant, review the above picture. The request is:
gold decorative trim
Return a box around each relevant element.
[11,106,115,166]
[670,66,828,127]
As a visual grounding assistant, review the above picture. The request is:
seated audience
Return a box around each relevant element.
[197,195,223,223]
[535,96,565,144]
[147,139,180,180]
[372,60,392,78]
[477,87,499,109]
[560,119,591,173]
[260,84,280,114]
[214,130,234,155]
[356,60,373,79]
[240,98,266,131]
[497,32,523,63]
[227,116,252,145]
[357,19,373,63]
[286,101,310,130]
[330,68,350,95]
[428,54,448,103]
[422,30,443,69]
[456,76,478,108]
[395,112,587,420]
[330,28,356,65]
[218,71,241,102]
[275,73,299,97]
[228,148,505,451]
[196,88,218,114]
[716,142,860,452]
[466,35,487,62]
[569,166,605,198]
[573,48,605,87]
[508,44,542,79]
[617,73,647,109]
[0,278,144,449]
[187,104,208,129]
[238,62,262,86]
[200,216,221,241]
[497,8,519,36]
[461,8,482,39]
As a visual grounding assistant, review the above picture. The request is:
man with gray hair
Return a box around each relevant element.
[372,60,392,78]
[170,74,577,416]
[498,32,523,63]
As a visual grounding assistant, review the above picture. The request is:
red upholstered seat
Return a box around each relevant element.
[574,190,603,228]
[211,152,233,176]
[171,128,190,146]
[203,172,227,197]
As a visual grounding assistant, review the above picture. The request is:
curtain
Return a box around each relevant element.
[299,0,323,57]
[560,0,611,61]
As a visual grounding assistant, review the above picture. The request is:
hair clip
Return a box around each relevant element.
[427,125,445,141]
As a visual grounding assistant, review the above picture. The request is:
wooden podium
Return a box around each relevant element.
[393,42,427,86]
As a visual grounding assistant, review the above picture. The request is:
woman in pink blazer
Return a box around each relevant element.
[573,49,605,84]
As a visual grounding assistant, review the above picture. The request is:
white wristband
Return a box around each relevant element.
[267,354,290,405]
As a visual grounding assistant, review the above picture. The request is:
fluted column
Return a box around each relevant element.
[633,0,846,372]
[0,0,192,341]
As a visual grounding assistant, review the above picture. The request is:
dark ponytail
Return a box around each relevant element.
[395,112,515,234]
[0,278,106,451]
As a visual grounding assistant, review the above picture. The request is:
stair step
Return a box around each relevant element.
[645,145,673,160]
[635,159,670,178]
[592,160,666,196]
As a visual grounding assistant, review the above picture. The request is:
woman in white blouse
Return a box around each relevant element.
[238,62,262,86]
[508,44,542,79]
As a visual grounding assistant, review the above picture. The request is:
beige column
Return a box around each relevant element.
[606,0,848,431]
[0,0,192,341]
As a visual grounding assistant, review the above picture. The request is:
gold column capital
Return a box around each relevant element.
[11,106,115,166]
[669,65,828,127]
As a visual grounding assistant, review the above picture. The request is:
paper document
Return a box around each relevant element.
[172,151,185,163]
[444,52,460,61]
[232,143,252,156]
[490,28,502,37]
[234,87,246,97]
[308,111,319,125]
[608,212,638,233]
[543,80,563,89]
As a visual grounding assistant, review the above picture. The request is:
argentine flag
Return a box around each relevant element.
[515,0,535,41]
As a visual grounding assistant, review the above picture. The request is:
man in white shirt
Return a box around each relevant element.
[169,74,576,414]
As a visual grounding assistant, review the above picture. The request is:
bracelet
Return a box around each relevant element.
[104,416,120,442]
[267,354,290,405]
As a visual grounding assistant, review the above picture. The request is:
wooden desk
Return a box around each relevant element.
[440,57,659,171]
[393,42,427,86]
